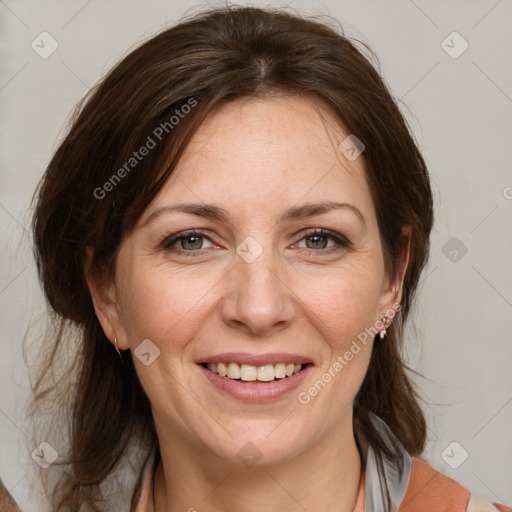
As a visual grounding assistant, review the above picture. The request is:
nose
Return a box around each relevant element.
[220,243,295,337]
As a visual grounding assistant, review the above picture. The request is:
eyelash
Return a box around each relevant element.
[160,228,350,257]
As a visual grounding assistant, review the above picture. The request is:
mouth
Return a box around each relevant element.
[200,362,312,383]
[197,354,314,402]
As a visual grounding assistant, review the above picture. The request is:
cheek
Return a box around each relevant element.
[303,268,381,347]
[298,267,379,403]
[116,261,221,353]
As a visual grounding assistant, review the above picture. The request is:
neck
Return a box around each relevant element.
[154,415,363,512]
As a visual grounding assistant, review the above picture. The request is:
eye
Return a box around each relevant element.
[161,230,215,256]
[294,228,350,255]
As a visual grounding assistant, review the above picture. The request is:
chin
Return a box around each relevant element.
[203,423,309,468]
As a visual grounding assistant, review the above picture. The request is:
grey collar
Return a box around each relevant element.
[354,413,412,512]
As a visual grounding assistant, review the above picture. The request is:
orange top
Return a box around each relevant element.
[401,457,511,512]
[400,457,470,511]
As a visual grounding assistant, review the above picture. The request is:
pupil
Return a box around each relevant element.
[184,235,201,250]
[307,235,327,249]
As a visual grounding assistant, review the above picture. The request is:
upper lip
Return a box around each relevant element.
[198,353,313,366]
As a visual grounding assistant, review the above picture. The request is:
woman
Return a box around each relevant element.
[2,5,509,512]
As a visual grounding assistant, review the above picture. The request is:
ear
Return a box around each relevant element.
[84,247,129,350]
[376,226,411,317]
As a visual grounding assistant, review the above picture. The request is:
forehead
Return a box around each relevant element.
[140,95,376,226]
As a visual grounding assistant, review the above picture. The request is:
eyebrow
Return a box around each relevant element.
[139,200,367,230]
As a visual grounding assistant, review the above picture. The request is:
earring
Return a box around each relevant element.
[379,316,388,340]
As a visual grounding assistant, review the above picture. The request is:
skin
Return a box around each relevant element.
[87,94,410,512]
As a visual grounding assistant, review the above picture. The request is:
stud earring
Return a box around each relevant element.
[379,316,388,340]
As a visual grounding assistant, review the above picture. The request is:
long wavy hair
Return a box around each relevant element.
[28,5,433,511]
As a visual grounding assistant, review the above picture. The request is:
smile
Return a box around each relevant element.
[202,362,305,382]
[198,353,313,401]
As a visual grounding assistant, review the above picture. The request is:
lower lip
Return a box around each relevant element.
[199,364,313,403]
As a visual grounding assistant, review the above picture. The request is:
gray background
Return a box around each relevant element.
[1,0,511,510]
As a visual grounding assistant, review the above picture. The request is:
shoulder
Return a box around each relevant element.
[466,493,512,512]
[0,478,22,512]
[400,457,511,512]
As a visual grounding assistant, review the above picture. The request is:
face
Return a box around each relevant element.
[91,95,406,468]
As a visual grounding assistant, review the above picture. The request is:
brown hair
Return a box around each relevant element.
[30,5,433,511]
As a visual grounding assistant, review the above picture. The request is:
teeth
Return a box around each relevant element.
[205,362,304,382]
[241,365,258,381]
[274,363,286,378]
[227,362,240,379]
[217,362,227,376]
[257,365,274,382]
